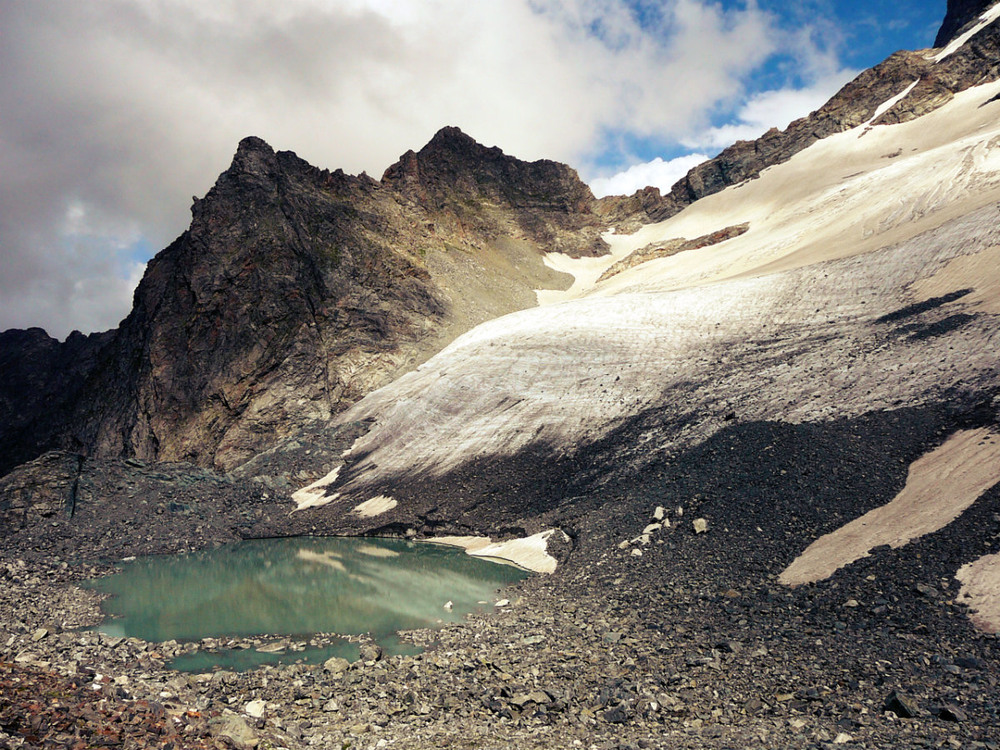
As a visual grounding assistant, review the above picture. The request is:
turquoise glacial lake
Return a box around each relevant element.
[86,536,527,671]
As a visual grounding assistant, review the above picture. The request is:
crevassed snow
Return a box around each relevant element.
[298,81,1000,505]
[323,195,1000,503]
[933,1,1000,62]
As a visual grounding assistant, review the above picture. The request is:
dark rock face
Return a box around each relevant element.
[0,328,113,476]
[79,136,448,470]
[1,129,611,475]
[0,451,82,531]
[936,0,995,46]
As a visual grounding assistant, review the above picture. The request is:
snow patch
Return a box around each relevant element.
[866,80,920,125]
[292,466,342,511]
[933,2,1000,62]
[956,553,1000,632]
[352,495,398,517]
[780,429,1000,586]
[430,530,566,574]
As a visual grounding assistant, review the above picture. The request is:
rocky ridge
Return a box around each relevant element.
[598,0,1000,230]
[0,129,609,475]
[937,0,997,46]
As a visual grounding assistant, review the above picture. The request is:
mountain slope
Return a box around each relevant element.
[0,129,612,474]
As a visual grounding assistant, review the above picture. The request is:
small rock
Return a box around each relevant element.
[511,690,552,707]
[692,518,708,534]
[323,656,351,674]
[603,704,629,723]
[443,600,453,611]
[210,714,258,749]
[495,599,510,608]
[642,523,661,535]
[654,506,666,521]
[31,628,48,642]
[932,704,967,723]
[630,548,643,557]
[244,699,266,719]
[834,732,853,744]
[954,656,987,670]
[915,583,940,599]
[844,599,859,608]
[884,690,920,718]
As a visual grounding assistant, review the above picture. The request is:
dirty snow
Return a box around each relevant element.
[780,429,1000,586]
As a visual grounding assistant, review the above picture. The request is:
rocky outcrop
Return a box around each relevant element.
[0,451,82,530]
[76,136,449,470]
[936,0,996,46]
[593,186,680,233]
[0,328,113,477]
[596,223,749,283]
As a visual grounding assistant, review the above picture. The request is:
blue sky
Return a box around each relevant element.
[0,0,953,336]
[588,0,945,186]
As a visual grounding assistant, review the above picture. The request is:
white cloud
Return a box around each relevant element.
[588,153,710,198]
[0,0,847,336]
[682,70,857,151]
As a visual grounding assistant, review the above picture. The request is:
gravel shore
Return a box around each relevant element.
[2,407,1000,748]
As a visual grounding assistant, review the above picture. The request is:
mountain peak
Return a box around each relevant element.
[228,135,278,176]
[426,125,478,149]
[382,126,594,214]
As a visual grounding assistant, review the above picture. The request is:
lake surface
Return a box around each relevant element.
[86,536,527,671]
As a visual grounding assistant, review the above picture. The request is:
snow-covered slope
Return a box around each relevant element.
[316,80,1000,494]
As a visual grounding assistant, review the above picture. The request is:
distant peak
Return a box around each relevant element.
[236,135,274,154]
[426,126,477,147]
[418,126,502,163]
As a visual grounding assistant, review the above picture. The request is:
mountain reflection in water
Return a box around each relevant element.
[86,536,527,670]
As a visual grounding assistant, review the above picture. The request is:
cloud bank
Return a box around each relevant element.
[1,0,853,337]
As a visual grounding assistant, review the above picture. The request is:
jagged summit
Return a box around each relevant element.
[383,125,595,213]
